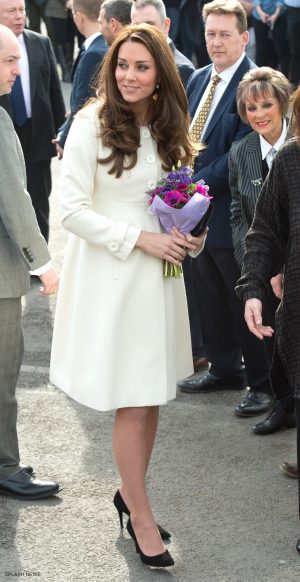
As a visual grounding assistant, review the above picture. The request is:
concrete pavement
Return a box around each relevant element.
[0,125,300,582]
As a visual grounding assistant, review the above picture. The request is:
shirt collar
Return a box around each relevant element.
[84,32,101,51]
[211,52,245,84]
[260,118,288,160]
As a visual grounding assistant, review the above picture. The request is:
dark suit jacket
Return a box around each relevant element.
[187,56,256,247]
[229,121,291,268]
[59,34,107,148]
[169,40,195,88]
[229,131,263,268]
[0,30,66,162]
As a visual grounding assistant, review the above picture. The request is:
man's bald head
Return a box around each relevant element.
[0,23,20,96]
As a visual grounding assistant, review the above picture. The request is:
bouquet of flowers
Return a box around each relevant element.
[148,163,212,277]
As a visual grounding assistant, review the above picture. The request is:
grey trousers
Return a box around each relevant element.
[0,297,24,481]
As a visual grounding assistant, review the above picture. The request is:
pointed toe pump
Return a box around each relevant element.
[113,490,171,541]
[126,518,174,568]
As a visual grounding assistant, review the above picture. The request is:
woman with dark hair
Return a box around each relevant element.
[229,67,295,428]
[50,24,205,568]
[236,85,300,553]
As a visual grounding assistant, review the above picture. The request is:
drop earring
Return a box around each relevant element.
[152,82,160,102]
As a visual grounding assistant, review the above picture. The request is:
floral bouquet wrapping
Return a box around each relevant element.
[148,164,212,277]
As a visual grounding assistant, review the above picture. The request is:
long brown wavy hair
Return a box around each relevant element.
[94,24,197,177]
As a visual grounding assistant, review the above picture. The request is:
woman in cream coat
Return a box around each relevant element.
[50,24,205,567]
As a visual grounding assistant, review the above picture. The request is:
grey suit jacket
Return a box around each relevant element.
[0,107,50,298]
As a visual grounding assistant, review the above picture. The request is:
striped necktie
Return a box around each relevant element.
[191,75,221,142]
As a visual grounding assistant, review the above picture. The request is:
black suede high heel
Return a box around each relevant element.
[126,518,174,568]
[113,490,171,540]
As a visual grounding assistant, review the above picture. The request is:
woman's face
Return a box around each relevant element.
[115,40,158,120]
[245,92,283,144]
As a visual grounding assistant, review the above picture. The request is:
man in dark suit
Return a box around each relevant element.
[0,24,60,499]
[54,0,107,156]
[0,0,66,242]
[98,0,133,46]
[131,0,195,88]
[178,0,275,417]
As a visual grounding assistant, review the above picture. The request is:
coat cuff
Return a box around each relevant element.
[106,224,141,261]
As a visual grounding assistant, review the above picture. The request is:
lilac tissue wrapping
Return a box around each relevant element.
[148,192,211,235]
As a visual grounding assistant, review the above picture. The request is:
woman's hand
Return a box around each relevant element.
[136,229,195,265]
[270,273,283,300]
[184,226,208,254]
[244,298,274,340]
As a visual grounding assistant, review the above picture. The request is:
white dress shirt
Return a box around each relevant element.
[260,118,288,168]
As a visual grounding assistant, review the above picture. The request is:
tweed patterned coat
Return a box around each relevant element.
[236,137,300,399]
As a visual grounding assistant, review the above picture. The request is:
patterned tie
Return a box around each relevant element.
[190,75,221,142]
[11,74,28,127]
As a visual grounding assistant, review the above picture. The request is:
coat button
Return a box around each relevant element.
[108,242,119,252]
[141,128,151,139]
[146,154,155,164]
[147,180,156,189]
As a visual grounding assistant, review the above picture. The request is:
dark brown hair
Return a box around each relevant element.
[291,85,300,142]
[237,67,291,124]
[94,23,196,177]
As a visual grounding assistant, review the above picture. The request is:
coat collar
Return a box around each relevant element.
[201,56,252,142]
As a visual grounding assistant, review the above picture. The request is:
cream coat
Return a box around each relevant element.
[50,104,194,411]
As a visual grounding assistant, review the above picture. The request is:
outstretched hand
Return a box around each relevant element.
[244,298,274,340]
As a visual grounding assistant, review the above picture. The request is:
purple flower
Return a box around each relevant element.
[164,190,182,207]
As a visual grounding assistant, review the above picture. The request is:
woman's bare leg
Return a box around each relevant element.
[113,406,165,556]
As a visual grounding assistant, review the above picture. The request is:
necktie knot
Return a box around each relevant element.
[211,74,221,87]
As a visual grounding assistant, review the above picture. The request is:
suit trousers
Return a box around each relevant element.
[192,247,273,392]
[0,298,23,481]
[183,256,205,358]
[15,119,52,242]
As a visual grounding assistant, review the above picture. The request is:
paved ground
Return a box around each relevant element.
[0,84,300,581]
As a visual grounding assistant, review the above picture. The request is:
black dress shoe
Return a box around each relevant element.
[0,469,61,500]
[252,405,296,435]
[20,464,34,474]
[296,538,300,554]
[179,371,246,394]
[235,390,273,417]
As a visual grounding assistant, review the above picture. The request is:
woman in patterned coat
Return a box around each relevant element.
[236,85,300,554]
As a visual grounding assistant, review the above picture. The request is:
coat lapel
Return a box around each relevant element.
[245,132,263,189]
[189,67,212,118]
[202,56,251,142]
[23,31,39,105]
